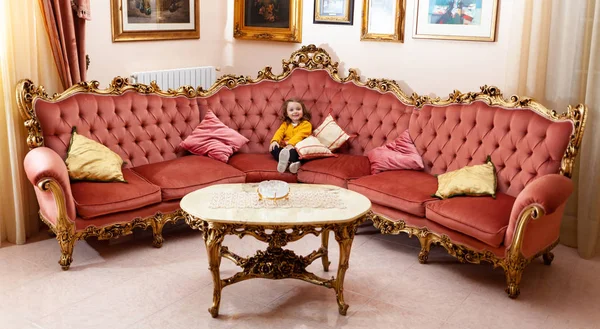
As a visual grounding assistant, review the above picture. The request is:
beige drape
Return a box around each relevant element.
[506,0,600,258]
[0,0,61,246]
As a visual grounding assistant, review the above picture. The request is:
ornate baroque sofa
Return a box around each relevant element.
[17,45,586,298]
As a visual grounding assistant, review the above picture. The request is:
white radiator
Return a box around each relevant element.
[130,66,218,91]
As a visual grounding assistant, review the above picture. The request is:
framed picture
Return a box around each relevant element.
[111,0,200,42]
[314,0,354,25]
[233,0,302,43]
[413,0,499,41]
[361,0,406,42]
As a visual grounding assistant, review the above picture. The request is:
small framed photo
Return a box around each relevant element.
[233,0,302,43]
[361,0,406,42]
[413,0,499,41]
[314,0,354,25]
[110,0,200,42]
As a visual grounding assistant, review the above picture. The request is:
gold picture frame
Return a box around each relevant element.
[111,0,200,42]
[234,0,303,42]
[413,0,499,41]
[361,0,406,42]
[314,0,354,25]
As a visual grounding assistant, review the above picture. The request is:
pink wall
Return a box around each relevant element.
[87,0,515,96]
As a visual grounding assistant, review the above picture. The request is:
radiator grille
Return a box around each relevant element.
[130,66,217,91]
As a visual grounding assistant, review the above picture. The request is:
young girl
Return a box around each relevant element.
[269,99,312,173]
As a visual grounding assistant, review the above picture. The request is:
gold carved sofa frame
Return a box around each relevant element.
[16,45,586,299]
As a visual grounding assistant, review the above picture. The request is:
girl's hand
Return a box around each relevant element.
[269,141,279,152]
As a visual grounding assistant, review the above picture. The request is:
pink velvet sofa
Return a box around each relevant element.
[17,45,586,298]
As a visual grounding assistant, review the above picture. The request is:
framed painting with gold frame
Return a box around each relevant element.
[314,0,354,25]
[111,0,200,42]
[234,0,302,43]
[413,0,499,41]
[361,0,406,42]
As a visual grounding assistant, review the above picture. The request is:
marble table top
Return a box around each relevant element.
[180,183,371,225]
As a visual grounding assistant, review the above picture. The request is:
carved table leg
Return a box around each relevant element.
[204,223,226,318]
[321,229,331,272]
[333,223,356,316]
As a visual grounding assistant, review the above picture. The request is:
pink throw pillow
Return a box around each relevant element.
[367,130,424,174]
[179,111,249,163]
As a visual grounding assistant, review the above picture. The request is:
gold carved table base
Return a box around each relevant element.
[186,214,369,318]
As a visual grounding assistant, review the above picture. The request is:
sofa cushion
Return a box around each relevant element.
[228,153,297,183]
[366,129,424,174]
[434,157,497,199]
[425,193,516,247]
[297,154,371,188]
[313,113,353,151]
[348,170,438,217]
[295,136,335,160]
[133,155,246,201]
[66,127,125,182]
[71,168,161,219]
[179,110,249,163]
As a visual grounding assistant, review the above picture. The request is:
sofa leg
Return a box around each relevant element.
[57,235,76,271]
[504,267,523,299]
[417,237,432,264]
[152,225,164,248]
[542,251,554,265]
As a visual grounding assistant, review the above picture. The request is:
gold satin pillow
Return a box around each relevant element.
[434,157,497,199]
[65,128,126,182]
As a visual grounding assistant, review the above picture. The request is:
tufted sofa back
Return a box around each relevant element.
[409,103,574,197]
[34,91,200,167]
[197,69,415,155]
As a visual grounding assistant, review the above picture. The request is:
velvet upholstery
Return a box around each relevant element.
[227,153,297,183]
[70,169,161,218]
[297,154,371,188]
[24,146,77,221]
[505,174,573,248]
[197,69,415,155]
[409,103,573,197]
[426,193,516,247]
[34,92,200,166]
[519,204,567,258]
[348,170,438,217]
[74,200,181,230]
[371,203,506,257]
[132,155,246,201]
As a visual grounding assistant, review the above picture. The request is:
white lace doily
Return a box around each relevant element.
[209,190,346,209]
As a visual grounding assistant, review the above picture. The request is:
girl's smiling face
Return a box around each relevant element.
[286,101,303,124]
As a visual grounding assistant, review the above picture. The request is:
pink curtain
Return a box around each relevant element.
[39,0,91,90]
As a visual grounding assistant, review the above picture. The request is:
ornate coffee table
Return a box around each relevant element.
[180,183,372,318]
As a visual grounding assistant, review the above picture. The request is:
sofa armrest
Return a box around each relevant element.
[24,147,76,223]
[504,174,573,253]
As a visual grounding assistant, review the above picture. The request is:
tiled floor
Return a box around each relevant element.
[1,223,599,329]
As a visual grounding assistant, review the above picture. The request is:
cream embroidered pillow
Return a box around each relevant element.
[434,156,497,199]
[65,127,126,182]
[313,114,353,151]
[295,136,335,160]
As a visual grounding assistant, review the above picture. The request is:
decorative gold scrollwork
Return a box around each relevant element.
[371,212,559,298]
